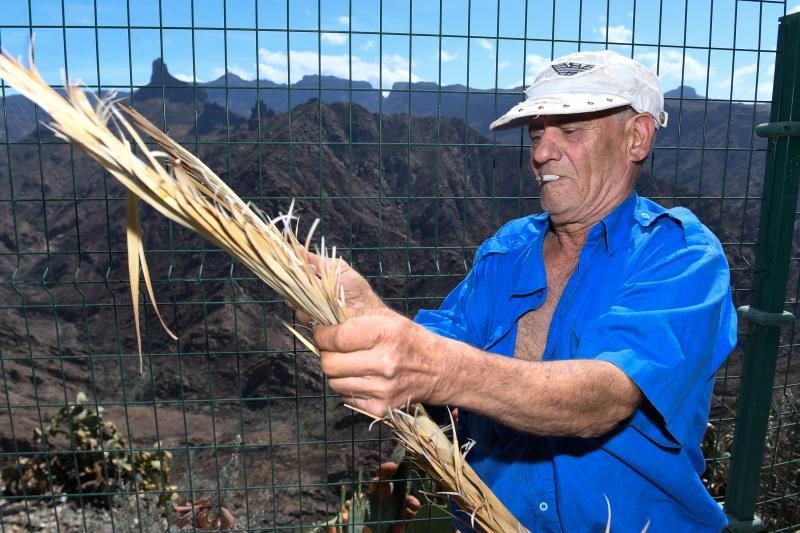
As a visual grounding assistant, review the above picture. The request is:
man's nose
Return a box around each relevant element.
[531,130,562,166]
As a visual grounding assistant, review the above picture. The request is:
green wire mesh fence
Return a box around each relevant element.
[0,0,798,531]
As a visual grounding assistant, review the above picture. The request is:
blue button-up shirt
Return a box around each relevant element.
[414,192,737,532]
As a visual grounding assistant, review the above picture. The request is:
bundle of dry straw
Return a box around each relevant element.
[0,48,526,532]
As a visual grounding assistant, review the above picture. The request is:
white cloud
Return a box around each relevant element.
[758,82,773,98]
[507,54,551,88]
[257,49,291,83]
[477,38,493,52]
[526,53,550,76]
[596,24,633,43]
[361,40,375,51]
[788,3,800,14]
[321,32,347,45]
[210,66,255,80]
[735,63,758,81]
[438,50,458,62]
[231,66,255,79]
[718,63,757,88]
[636,50,708,85]
[498,60,510,71]
[258,48,418,89]
[172,65,258,84]
[338,16,350,25]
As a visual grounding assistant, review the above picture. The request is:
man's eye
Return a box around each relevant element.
[562,128,578,135]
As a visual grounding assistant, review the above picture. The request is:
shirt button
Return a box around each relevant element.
[539,502,549,512]
[641,212,650,219]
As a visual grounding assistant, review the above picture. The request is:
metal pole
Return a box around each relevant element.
[723,11,800,532]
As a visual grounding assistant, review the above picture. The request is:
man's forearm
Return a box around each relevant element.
[429,332,643,438]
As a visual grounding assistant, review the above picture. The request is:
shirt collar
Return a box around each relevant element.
[585,191,671,255]
[510,227,548,296]
[487,191,665,296]
[592,191,639,255]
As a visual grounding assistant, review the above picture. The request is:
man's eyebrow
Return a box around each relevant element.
[529,117,593,132]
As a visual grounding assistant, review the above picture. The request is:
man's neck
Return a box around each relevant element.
[546,222,591,259]
[546,183,636,257]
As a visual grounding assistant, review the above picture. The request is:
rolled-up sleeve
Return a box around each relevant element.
[579,241,737,448]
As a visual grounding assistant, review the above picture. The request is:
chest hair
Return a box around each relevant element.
[514,246,578,362]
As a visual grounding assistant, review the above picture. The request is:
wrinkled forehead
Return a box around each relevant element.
[526,107,629,132]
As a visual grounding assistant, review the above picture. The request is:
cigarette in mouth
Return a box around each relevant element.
[537,174,560,184]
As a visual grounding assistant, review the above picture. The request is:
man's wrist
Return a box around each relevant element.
[417,325,459,407]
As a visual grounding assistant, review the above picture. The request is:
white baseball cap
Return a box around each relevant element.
[490,50,668,131]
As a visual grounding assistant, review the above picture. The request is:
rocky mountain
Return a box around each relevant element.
[0,56,778,527]
[0,55,773,403]
[4,58,766,143]
[0,78,540,525]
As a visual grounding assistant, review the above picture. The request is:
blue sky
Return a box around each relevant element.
[0,0,797,101]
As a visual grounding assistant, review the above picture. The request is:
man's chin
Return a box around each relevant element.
[540,194,576,218]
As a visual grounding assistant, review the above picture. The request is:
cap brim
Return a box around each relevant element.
[490,93,633,131]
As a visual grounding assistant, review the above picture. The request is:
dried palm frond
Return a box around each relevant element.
[0,48,526,532]
[358,403,526,532]
[0,48,343,373]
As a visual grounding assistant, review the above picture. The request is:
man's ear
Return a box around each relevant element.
[627,113,656,163]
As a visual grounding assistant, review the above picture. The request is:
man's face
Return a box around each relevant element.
[528,109,634,225]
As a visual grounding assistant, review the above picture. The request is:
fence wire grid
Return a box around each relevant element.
[0,0,798,531]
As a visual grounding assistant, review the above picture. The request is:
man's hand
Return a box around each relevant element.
[313,310,449,417]
[294,248,387,324]
[368,461,421,521]
[328,461,422,533]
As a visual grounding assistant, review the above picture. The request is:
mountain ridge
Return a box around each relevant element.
[1,58,720,142]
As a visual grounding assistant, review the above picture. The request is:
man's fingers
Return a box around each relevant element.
[324,375,384,403]
[294,309,313,328]
[375,461,399,478]
[404,494,421,518]
[368,461,403,504]
[319,348,388,379]
[295,245,341,277]
[327,387,392,418]
[314,317,383,353]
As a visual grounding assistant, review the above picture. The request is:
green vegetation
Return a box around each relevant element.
[1,392,175,506]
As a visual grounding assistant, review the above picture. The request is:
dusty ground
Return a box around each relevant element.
[0,337,397,531]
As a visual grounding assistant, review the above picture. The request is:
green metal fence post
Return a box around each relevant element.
[723,12,800,532]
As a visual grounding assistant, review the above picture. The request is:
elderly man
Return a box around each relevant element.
[312,50,737,531]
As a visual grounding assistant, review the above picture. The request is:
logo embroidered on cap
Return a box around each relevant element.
[551,62,595,76]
